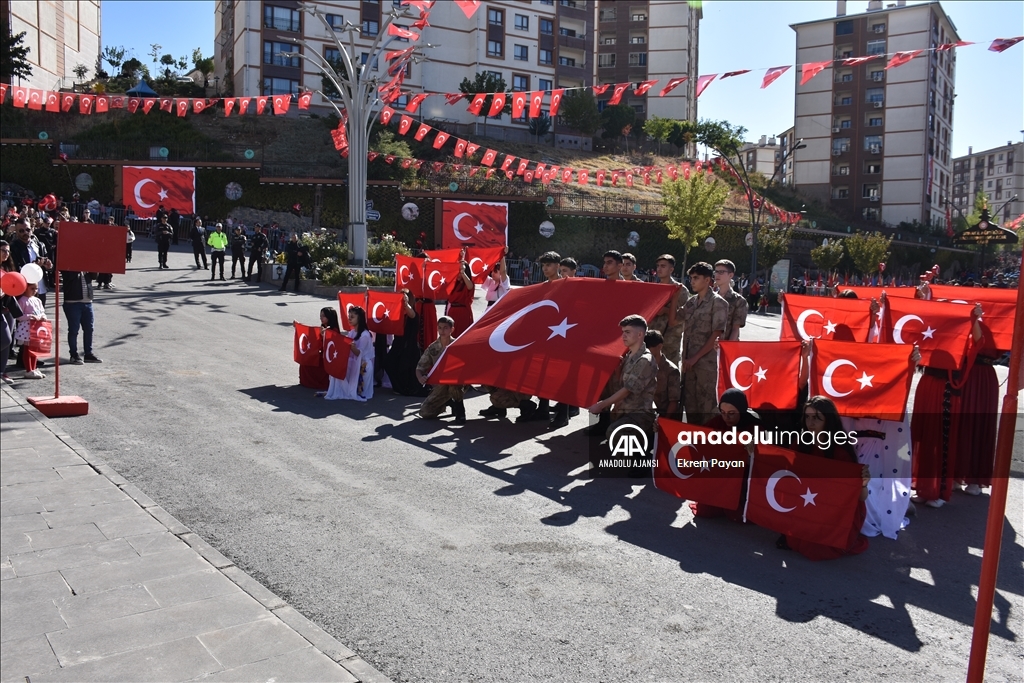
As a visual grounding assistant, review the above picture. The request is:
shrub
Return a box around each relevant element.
[367,235,412,266]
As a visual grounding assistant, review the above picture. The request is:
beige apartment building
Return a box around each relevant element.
[214,0,699,148]
[791,0,958,227]
[3,0,101,90]
[951,142,1022,225]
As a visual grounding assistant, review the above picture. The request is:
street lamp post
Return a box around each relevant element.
[747,139,806,286]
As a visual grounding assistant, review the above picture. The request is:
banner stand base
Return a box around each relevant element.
[28,395,89,417]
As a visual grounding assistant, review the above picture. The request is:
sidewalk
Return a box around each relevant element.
[0,385,391,683]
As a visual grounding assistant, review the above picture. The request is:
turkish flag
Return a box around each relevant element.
[398,115,413,135]
[882,297,972,370]
[238,97,251,115]
[414,123,431,141]
[781,293,873,342]
[220,98,234,116]
[142,98,157,114]
[323,328,352,379]
[659,76,688,96]
[591,84,609,95]
[529,91,544,118]
[608,83,630,105]
[193,98,207,114]
[441,200,508,249]
[928,285,1016,351]
[511,92,526,119]
[11,86,28,107]
[548,88,564,117]
[337,291,368,331]
[27,88,44,110]
[433,131,450,149]
[487,92,506,117]
[56,222,128,274]
[744,445,864,550]
[256,96,269,115]
[293,322,322,367]
[0,84,7,104]
[761,65,791,89]
[422,261,461,300]
[111,96,125,109]
[465,246,505,284]
[653,420,747,511]
[427,278,678,407]
[175,98,189,117]
[454,138,467,158]
[810,340,914,420]
[481,149,497,166]
[367,290,406,335]
[500,156,515,171]
[298,91,313,109]
[28,320,54,358]
[159,98,173,113]
[272,94,291,114]
[45,91,60,112]
[423,249,461,263]
[633,80,658,96]
[467,92,487,116]
[79,95,95,114]
[453,0,481,19]
[466,142,480,157]
[61,93,76,112]
[578,170,589,185]
[406,93,428,112]
[717,341,802,411]
[516,159,529,176]
[122,166,196,218]
[395,254,424,297]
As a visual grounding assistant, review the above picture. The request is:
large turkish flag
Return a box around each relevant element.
[422,260,462,300]
[323,328,352,379]
[927,285,1016,352]
[744,444,863,550]
[427,278,677,406]
[394,254,423,298]
[717,341,802,411]
[441,200,508,249]
[780,294,873,342]
[882,297,972,370]
[810,340,914,420]
[466,246,506,284]
[337,291,368,331]
[653,420,747,511]
[293,322,322,367]
[122,166,196,218]
[367,290,406,335]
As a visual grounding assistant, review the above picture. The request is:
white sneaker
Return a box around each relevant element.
[964,484,983,496]
[22,370,45,379]
[925,499,945,508]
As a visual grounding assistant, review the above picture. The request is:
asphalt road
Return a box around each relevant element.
[7,241,1022,682]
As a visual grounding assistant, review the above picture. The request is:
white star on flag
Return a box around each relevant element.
[754,366,768,382]
[474,221,484,233]
[856,372,874,389]
[546,318,577,340]
[800,488,818,506]
[922,326,936,339]
[823,320,838,335]
[158,188,169,200]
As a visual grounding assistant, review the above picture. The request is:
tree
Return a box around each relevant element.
[159,53,177,81]
[661,173,730,272]
[191,48,215,87]
[148,43,162,65]
[120,57,144,80]
[72,63,90,83]
[643,116,675,156]
[528,113,551,143]
[758,226,794,285]
[558,89,601,138]
[965,188,991,228]
[845,231,892,277]
[600,104,635,150]
[810,238,844,274]
[1,16,32,81]
[101,45,126,74]
[458,72,510,136]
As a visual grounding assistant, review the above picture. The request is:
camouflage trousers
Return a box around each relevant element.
[420,385,466,418]
[661,323,683,366]
[488,387,528,409]
[682,355,719,426]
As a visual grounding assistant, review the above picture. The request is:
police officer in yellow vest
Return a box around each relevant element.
[207,223,229,281]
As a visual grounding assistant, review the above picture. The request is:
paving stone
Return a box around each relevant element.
[47,591,271,666]
[180,533,234,569]
[10,538,139,577]
[42,499,140,529]
[37,485,129,512]
[220,565,285,610]
[197,616,311,669]
[1,511,49,533]
[124,531,188,557]
[60,545,210,595]
[146,505,191,535]
[0,467,62,487]
[93,463,129,487]
[0,558,15,580]
[1,448,86,471]
[30,636,222,683]
[0,634,61,678]
[0,571,73,606]
[144,568,240,608]
[25,523,106,552]
[0,497,45,517]
[118,482,157,509]
[0,601,66,643]
[55,584,161,628]
[197,646,358,683]
[55,465,97,480]
[97,512,168,541]
[339,655,396,683]
[272,605,359,663]
[0,531,32,556]
[3,476,118,504]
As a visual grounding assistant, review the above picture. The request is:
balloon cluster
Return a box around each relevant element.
[1,263,43,296]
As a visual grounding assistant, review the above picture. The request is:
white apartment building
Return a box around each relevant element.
[4,0,102,90]
[952,142,1022,225]
[791,0,958,227]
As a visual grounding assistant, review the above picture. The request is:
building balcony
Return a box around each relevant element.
[558,34,589,51]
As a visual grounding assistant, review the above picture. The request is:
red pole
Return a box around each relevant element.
[966,254,1023,682]
[53,268,60,398]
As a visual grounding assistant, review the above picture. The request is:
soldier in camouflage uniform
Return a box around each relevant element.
[416,317,466,423]
[714,259,749,341]
[649,254,689,366]
[588,315,658,440]
[679,262,728,426]
[645,330,681,421]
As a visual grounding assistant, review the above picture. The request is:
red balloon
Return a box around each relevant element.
[1,271,28,297]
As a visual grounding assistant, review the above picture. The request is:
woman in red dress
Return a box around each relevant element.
[445,259,475,338]
[955,307,998,495]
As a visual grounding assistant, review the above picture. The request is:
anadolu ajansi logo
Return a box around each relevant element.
[608,423,649,459]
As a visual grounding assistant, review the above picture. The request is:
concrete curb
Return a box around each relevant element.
[1,384,394,683]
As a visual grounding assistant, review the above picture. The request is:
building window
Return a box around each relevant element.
[539,0,553,4]
[862,208,880,221]
[866,163,881,174]
[599,7,616,21]
[263,42,300,68]
[559,27,577,37]
[539,49,553,65]
[833,138,850,153]
[262,77,299,95]
[324,47,340,63]
[865,135,883,152]
[326,13,344,30]
[987,180,993,188]
[539,78,553,92]
[359,53,379,70]
[834,165,850,176]
[488,8,503,26]
[514,44,528,61]
[871,22,886,33]
[512,74,528,91]
[628,52,647,67]
[631,12,647,21]
[558,56,576,67]
[837,95,853,106]
[835,19,853,35]
[631,103,645,114]
[598,53,616,68]
[833,187,849,199]
[863,184,880,198]
[866,40,886,55]
[540,18,553,34]
[362,19,379,36]
[866,87,884,103]
[868,116,882,126]
[514,14,528,30]
[263,5,300,32]
[600,34,615,45]
[488,40,504,58]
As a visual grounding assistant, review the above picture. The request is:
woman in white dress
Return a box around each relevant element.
[325,306,374,402]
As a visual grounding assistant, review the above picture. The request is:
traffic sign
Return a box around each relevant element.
[366,210,381,221]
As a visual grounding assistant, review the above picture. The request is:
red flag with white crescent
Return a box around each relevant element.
[800,60,831,85]
[298,91,313,109]
[433,131,450,149]
[337,291,367,331]
[487,92,506,117]
[159,97,173,113]
[591,84,610,95]
[237,97,251,115]
[717,341,802,411]
[467,92,487,116]
[761,65,791,89]
[193,98,207,114]
[608,83,630,106]
[423,249,461,263]
[578,169,589,185]
[426,279,677,406]
[423,260,462,300]
[465,245,506,285]
[653,420,747,511]
[633,80,658,96]
[453,0,481,19]
[406,93,429,112]
[122,166,196,218]
[293,322,322,367]
[256,96,269,115]
[62,93,77,112]
[272,94,291,114]
[781,294,873,343]
[659,76,688,96]
[454,138,467,158]
[809,340,913,420]
[745,445,864,551]
[529,91,544,118]
[441,200,508,248]
[511,92,526,119]
[881,297,973,370]
[481,149,497,166]
[548,88,564,117]
[222,98,234,116]
[466,142,480,156]
[175,98,189,117]
[11,86,28,107]
[45,91,60,112]
[516,159,529,176]
[414,123,431,141]
[142,98,157,114]
[322,328,353,380]
[398,115,413,135]
[27,88,44,110]
[928,284,1016,352]
[367,290,406,335]
[500,155,516,171]
[79,95,95,114]
[695,74,717,97]
[395,254,424,297]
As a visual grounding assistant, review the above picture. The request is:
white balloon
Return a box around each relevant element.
[20,263,44,284]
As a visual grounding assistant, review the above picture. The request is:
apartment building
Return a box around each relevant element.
[3,0,101,90]
[778,126,797,186]
[594,0,700,123]
[791,0,958,227]
[951,142,1022,225]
